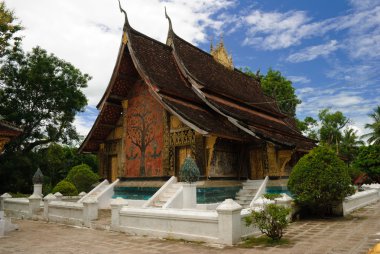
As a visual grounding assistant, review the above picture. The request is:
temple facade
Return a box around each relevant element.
[0,118,22,153]
[79,10,316,182]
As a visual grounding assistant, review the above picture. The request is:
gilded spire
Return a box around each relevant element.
[165,7,173,32]
[118,0,129,31]
[165,7,174,46]
[210,35,233,70]
[118,0,129,44]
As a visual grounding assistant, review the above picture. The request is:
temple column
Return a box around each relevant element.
[120,100,129,178]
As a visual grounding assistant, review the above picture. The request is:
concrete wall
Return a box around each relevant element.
[343,189,380,216]
[47,198,98,227]
[118,207,220,243]
[116,199,259,245]
[3,198,30,218]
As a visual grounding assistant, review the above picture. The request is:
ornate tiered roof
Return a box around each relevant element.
[0,118,23,138]
[79,7,316,153]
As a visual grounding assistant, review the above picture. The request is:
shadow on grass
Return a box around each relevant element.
[239,236,291,248]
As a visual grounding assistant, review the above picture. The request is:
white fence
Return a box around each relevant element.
[112,198,259,245]
[3,198,31,218]
[47,198,98,227]
[342,189,380,216]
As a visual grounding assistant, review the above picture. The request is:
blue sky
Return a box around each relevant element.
[5,0,380,140]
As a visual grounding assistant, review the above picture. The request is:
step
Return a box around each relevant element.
[236,189,256,195]
[242,185,259,190]
[165,188,178,194]
[158,196,170,202]
[162,193,174,198]
[235,196,253,201]
[153,201,166,207]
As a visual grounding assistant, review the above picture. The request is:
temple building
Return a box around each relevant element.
[0,117,23,154]
[79,9,316,182]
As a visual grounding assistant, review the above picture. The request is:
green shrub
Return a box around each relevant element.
[245,204,291,241]
[263,193,282,200]
[288,146,354,216]
[52,180,78,196]
[354,145,380,183]
[66,164,99,192]
[179,156,200,183]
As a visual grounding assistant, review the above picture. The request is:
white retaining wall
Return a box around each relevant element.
[115,199,259,245]
[4,198,32,218]
[47,198,98,227]
[48,201,84,226]
[343,189,380,216]
[119,207,220,243]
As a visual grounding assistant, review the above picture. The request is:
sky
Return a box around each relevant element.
[5,0,380,140]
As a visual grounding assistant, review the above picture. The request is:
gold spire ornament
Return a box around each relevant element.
[210,35,234,70]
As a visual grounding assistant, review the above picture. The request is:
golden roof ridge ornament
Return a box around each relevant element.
[210,35,234,70]
[118,0,129,44]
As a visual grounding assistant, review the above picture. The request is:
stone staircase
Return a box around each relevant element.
[78,179,119,209]
[151,183,182,208]
[235,179,264,208]
[86,184,108,199]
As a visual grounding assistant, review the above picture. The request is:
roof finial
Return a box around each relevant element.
[118,0,129,30]
[165,7,173,32]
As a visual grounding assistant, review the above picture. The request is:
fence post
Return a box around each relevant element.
[83,197,98,227]
[111,197,128,231]
[0,193,12,211]
[43,193,57,220]
[54,192,63,201]
[28,194,42,219]
[216,199,242,245]
[182,183,196,209]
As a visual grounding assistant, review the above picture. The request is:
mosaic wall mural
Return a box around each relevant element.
[124,81,163,177]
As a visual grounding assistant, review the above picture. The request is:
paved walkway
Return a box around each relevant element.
[1,202,380,254]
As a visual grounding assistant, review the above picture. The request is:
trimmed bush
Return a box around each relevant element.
[66,164,99,193]
[288,146,354,216]
[245,204,291,241]
[179,156,200,183]
[52,180,78,196]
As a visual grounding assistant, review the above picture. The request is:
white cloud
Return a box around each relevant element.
[287,40,339,63]
[5,0,234,135]
[242,10,312,50]
[297,87,314,94]
[241,3,380,52]
[288,75,311,84]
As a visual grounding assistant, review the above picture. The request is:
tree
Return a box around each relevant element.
[362,106,380,145]
[0,1,22,57]
[288,146,354,216]
[339,128,364,166]
[0,46,90,153]
[354,145,380,183]
[318,109,349,152]
[66,164,99,193]
[37,143,98,188]
[243,68,301,117]
[296,116,318,139]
